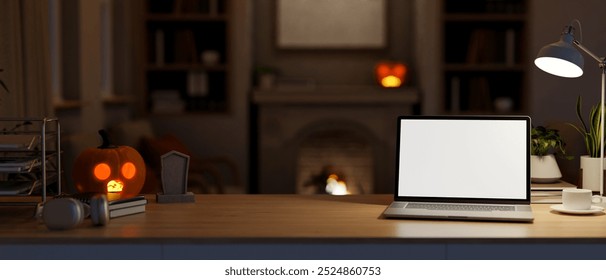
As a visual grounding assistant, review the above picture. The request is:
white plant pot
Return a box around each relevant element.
[580,155,606,193]
[530,154,562,183]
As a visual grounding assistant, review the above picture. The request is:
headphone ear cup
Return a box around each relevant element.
[42,198,85,230]
[89,194,109,226]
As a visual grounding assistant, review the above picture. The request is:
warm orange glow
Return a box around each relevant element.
[94,163,111,180]
[73,131,147,199]
[107,180,124,193]
[375,62,407,88]
[121,162,136,179]
[381,75,402,87]
[325,173,349,195]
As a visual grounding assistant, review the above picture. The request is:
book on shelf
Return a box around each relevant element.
[467,76,492,112]
[154,29,165,66]
[187,71,209,97]
[466,28,517,65]
[174,29,198,63]
[173,0,212,14]
[466,29,498,64]
[150,90,186,114]
[505,28,516,65]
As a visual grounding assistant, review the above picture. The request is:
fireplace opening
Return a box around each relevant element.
[296,127,373,194]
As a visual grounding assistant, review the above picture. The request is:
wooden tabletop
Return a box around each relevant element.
[1,194,606,244]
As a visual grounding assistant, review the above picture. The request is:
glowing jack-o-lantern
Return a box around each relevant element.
[374,61,407,88]
[73,130,146,200]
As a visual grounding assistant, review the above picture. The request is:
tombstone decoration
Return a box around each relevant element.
[156,150,195,203]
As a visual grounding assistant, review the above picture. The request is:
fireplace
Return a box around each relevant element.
[296,122,374,195]
[253,85,419,194]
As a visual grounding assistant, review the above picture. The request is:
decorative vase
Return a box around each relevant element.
[259,73,276,90]
[579,155,606,193]
[530,154,562,183]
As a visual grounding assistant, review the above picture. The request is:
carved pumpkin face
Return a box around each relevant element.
[375,61,407,88]
[72,130,146,200]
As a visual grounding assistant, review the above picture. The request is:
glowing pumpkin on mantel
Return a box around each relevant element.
[73,130,146,200]
[374,61,407,88]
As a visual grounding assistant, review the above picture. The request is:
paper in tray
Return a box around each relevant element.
[0,157,40,172]
[0,180,39,195]
[0,135,40,150]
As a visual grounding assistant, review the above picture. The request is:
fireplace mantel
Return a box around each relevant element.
[253,85,419,105]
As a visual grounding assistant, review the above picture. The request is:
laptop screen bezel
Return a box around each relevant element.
[393,115,531,205]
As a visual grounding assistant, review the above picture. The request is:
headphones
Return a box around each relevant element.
[42,193,109,230]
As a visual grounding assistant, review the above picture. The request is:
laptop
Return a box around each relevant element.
[382,115,534,222]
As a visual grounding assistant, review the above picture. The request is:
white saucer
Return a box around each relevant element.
[550,204,605,215]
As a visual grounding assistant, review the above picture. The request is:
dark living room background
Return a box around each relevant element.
[1,0,606,194]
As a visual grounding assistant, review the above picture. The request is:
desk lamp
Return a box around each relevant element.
[534,21,606,196]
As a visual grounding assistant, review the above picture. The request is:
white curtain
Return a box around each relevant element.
[0,0,51,118]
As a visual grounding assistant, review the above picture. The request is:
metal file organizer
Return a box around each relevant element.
[0,118,61,206]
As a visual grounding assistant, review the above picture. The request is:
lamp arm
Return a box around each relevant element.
[602,67,605,196]
[573,40,606,196]
[573,40,605,64]
[576,40,606,196]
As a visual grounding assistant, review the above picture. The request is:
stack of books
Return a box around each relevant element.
[108,196,147,218]
[531,181,577,204]
[59,193,148,218]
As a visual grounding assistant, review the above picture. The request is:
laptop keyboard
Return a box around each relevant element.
[405,203,515,212]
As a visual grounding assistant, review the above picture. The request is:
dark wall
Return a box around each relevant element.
[252,0,415,86]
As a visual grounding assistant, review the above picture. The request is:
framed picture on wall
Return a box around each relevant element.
[276,0,387,49]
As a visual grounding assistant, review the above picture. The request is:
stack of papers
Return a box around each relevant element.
[0,135,40,150]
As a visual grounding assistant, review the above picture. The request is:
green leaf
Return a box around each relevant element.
[570,96,604,157]
[576,95,588,133]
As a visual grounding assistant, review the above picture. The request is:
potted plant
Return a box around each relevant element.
[530,125,571,183]
[568,95,604,192]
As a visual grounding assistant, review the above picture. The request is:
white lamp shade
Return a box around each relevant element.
[534,33,584,78]
[535,56,583,78]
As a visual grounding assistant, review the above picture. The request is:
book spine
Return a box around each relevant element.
[110,205,146,218]
[505,28,516,66]
[155,29,165,66]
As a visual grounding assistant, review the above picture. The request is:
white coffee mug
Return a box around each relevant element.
[562,189,592,210]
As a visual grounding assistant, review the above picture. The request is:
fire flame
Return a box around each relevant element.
[107,180,124,193]
[325,174,348,195]
[381,75,402,88]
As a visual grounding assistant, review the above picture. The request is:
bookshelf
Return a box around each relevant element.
[143,0,230,114]
[441,0,527,114]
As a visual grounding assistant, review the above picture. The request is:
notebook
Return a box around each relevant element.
[382,115,534,222]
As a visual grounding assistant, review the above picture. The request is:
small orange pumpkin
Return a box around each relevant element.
[73,130,146,200]
[375,61,407,88]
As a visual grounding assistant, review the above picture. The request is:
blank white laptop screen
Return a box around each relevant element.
[397,118,528,200]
